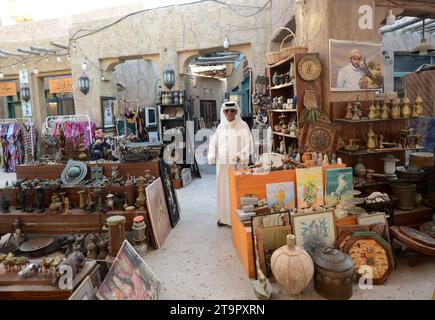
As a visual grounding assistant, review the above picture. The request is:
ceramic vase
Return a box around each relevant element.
[401,96,411,118]
[271,234,314,295]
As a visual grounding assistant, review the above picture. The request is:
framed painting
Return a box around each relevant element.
[96,240,161,300]
[330,39,384,92]
[69,276,95,300]
[357,212,388,226]
[101,96,117,131]
[325,167,353,206]
[266,182,295,212]
[158,158,181,228]
[251,212,291,279]
[291,210,336,257]
[296,167,324,209]
[145,177,172,249]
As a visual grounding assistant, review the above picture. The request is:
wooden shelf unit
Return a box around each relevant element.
[331,99,429,174]
[267,53,323,153]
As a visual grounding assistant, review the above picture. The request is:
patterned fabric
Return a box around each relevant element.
[20,123,38,163]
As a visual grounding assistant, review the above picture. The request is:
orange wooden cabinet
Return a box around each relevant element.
[229,164,346,278]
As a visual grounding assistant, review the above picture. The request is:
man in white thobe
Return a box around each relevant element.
[336,49,368,90]
[208,102,253,227]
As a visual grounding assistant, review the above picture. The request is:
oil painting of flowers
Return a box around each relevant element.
[291,211,336,257]
[296,167,324,208]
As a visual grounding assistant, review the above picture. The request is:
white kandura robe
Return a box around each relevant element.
[208,116,253,226]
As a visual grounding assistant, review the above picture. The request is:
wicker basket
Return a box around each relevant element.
[266,27,307,65]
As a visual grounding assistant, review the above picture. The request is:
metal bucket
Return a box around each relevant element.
[390,183,417,210]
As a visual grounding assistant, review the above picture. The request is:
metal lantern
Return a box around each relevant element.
[78,73,90,95]
[163,65,175,90]
[20,87,30,102]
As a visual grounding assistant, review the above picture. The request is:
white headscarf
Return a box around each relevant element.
[220,101,242,128]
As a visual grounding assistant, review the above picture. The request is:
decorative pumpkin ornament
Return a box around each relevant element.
[271,234,314,295]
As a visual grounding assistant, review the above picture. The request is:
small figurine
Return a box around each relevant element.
[294,152,301,163]
[317,153,323,166]
[64,197,70,214]
[312,152,318,165]
[1,193,10,213]
[331,154,337,165]
[86,241,98,260]
[337,157,343,165]
[345,102,353,120]
[323,154,330,166]
[49,196,62,214]
[35,186,45,213]
[98,238,109,260]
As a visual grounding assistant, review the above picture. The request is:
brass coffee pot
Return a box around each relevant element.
[363,128,378,150]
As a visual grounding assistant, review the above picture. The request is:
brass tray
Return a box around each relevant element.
[297,55,321,81]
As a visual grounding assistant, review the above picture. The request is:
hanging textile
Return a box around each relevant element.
[50,120,96,150]
[19,121,38,163]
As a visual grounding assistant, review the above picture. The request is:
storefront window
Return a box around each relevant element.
[6,93,22,118]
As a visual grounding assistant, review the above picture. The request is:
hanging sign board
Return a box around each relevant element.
[0,82,17,97]
[19,69,29,84]
[49,77,73,94]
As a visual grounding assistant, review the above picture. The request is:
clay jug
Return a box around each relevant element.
[271,234,314,295]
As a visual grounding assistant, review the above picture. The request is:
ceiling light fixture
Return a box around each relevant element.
[411,19,435,55]
[56,55,62,63]
[81,60,88,71]
[0,71,4,79]
[45,55,49,63]
[33,67,39,75]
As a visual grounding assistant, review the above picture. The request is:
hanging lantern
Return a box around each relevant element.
[20,87,30,102]
[78,73,90,95]
[163,65,175,90]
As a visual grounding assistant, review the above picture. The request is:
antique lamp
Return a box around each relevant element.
[163,65,175,90]
[381,154,399,175]
[20,86,30,102]
[78,73,90,94]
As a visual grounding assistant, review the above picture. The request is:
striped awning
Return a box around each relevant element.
[404,70,435,117]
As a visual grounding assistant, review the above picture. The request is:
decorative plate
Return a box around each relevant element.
[297,55,322,81]
[162,106,177,117]
[298,121,345,154]
[175,107,184,118]
[419,221,435,239]
[343,231,393,285]
[399,226,435,248]
[390,226,435,256]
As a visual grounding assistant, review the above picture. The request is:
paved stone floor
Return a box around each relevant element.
[143,165,435,300]
[3,168,434,300]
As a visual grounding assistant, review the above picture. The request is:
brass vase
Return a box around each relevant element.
[135,178,146,211]
[78,190,85,210]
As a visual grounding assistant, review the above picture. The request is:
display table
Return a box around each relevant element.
[0,260,97,300]
[229,164,346,278]
[16,160,160,180]
[0,209,138,234]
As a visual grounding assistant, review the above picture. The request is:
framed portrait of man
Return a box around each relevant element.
[330,39,384,92]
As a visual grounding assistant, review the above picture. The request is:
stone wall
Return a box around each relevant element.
[0,0,271,128]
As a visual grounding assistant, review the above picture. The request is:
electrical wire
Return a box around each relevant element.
[69,0,271,44]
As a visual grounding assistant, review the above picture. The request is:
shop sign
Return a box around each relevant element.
[0,82,17,97]
[49,78,73,94]
[19,69,29,84]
